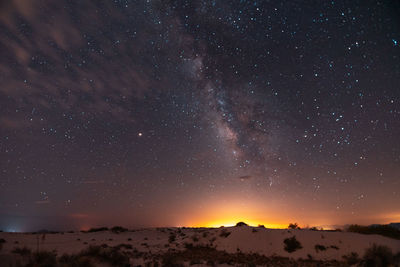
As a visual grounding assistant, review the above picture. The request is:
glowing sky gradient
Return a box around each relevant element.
[0,0,399,232]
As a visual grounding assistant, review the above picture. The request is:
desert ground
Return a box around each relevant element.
[0,225,399,266]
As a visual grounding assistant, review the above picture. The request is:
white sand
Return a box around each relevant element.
[0,226,399,265]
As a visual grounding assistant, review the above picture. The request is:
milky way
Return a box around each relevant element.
[0,0,399,231]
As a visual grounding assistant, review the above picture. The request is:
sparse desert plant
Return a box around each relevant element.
[169,233,176,243]
[12,246,32,256]
[127,238,132,241]
[309,226,319,231]
[330,245,339,250]
[362,244,393,267]
[219,229,231,238]
[80,245,130,266]
[252,228,258,233]
[85,227,109,233]
[235,222,248,227]
[288,223,301,230]
[111,226,128,233]
[59,253,94,267]
[283,236,302,253]
[258,224,265,228]
[28,251,57,267]
[192,235,199,242]
[342,252,360,266]
[0,238,5,251]
[314,244,327,252]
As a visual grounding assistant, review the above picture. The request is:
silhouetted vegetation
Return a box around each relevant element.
[362,244,394,267]
[111,226,128,233]
[219,229,231,238]
[342,252,360,266]
[12,246,32,256]
[283,236,302,253]
[235,221,248,227]
[84,227,109,233]
[161,245,343,266]
[79,245,130,266]
[27,251,57,267]
[315,244,327,252]
[169,233,176,243]
[347,224,400,240]
[59,253,94,267]
[288,223,301,230]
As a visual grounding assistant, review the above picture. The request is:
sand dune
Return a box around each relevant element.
[0,225,399,266]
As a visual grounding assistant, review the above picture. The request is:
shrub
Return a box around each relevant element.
[111,226,128,233]
[59,254,94,267]
[283,236,302,253]
[80,245,130,266]
[235,222,248,227]
[29,251,57,267]
[85,227,109,233]
[342,252,360,266]
[258,224,265,228]
[288,223,301,230]
[219,229,231,238]
[314,244,326,252]
[169,233,176,243]
[12,246,31,256]
[362,244,393,267]
[0,238,6,243]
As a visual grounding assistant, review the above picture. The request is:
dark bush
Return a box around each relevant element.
[85,227,109,233]
[342,252,360,266]
[283,236,302,253]
[59,254,94,267]
[314,244,326,252]
[12,246,32,256]
[80,245,130,266]
[362,244,393,267]
[169,233,176,243]
[235,222,248,227]
[111,226,128,233]
[28,251,57,267]
[288,223,301,230]
[219,229,231,238]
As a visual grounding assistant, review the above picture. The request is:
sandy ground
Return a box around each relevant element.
[0,226,399,266]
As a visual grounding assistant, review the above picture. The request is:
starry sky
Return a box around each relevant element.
[0,0,399,232]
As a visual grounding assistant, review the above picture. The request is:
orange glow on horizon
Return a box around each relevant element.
[191,218,287,229]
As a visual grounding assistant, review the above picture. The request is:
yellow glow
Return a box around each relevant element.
[185,204,288,229]
[195,219,287,229]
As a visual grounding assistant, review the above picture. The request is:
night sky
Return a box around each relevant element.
[0,0,399,232]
